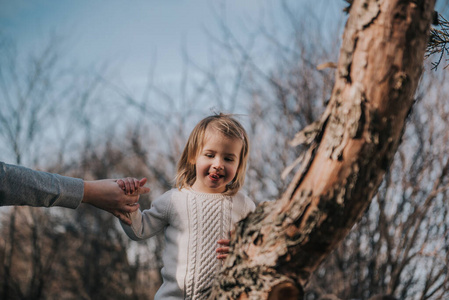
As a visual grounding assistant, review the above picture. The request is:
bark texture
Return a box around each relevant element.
[208,0,436,299]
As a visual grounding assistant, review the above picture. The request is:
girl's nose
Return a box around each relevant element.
[213,159,224,170]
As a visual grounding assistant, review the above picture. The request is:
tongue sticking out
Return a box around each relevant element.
[210,173,220,180]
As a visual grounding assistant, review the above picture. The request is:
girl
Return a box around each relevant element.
[118,113,255,300]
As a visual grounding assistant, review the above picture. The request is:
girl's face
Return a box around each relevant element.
[191,128,243,194]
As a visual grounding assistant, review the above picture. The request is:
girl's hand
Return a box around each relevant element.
[117,177,147,195]
[216,239,230,260]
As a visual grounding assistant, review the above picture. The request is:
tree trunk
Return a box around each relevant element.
[209,0,436,299]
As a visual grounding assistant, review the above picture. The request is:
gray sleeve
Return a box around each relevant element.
[0,162,84,209]
[121,191,171,241]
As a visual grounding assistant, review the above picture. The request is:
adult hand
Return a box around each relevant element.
[82,178,150,225]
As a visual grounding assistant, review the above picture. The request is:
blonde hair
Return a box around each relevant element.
[175,113,249,196]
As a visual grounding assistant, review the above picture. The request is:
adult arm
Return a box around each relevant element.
[0,162,83,208]
[0,162,150,225]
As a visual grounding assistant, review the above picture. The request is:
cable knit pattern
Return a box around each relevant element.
[197,196,224,297]
[185,194,199,298]
[185,192,232,300]
[120,188,255,300]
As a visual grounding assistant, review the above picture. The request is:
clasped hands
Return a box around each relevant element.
[82,177,149,225]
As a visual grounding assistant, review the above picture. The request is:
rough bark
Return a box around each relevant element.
[208,0,436,299]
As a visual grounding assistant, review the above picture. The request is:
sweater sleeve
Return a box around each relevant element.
[0,161,83,209]
[120,191,171,241]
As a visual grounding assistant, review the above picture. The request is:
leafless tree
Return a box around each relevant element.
[0,33,148,299]
[0,34,82,299]
[305,68,449,300]
[208,0,439,298]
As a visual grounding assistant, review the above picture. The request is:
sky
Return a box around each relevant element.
[0,0,269,85]
[0,0,346,88]
[1,0,447,96]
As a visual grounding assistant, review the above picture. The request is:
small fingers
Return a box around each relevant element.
[217,239,230,246]
[216,246,230,260]
[119,177,138,194]
[117,179,125,189]
[118,177,149,195]
[216,253,228,260]
[118,178,131,194]
[124,177,134,194]
[131,178,140,193]
[216,239,230,259]
[216,246,230,253]
[216,247,229,260]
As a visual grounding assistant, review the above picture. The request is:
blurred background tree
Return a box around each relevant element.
[1,0,448,299]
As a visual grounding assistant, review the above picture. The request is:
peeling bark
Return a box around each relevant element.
[208,0,436,299]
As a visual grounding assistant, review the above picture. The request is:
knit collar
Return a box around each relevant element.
[185,188,228,200]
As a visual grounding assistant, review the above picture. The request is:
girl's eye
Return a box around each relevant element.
[225,157,234,162]
[205,154,214,158]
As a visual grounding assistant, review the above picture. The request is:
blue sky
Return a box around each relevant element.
[2,0,447,92]
[0,0,266,83]
[0,0,346,87]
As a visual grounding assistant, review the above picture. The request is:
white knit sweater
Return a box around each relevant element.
[121,188,256,300]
